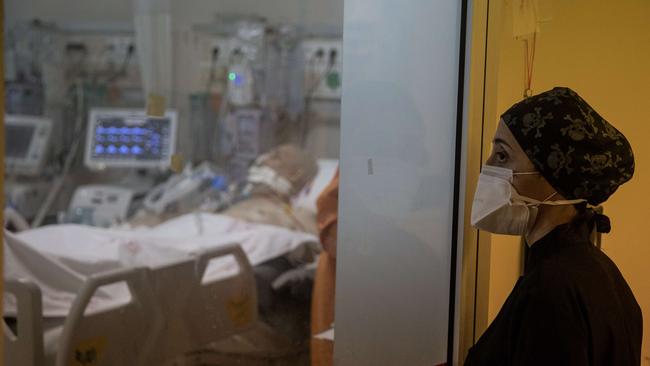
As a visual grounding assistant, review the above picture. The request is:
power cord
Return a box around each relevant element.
[106,44,135,83]
[31,79,86,228]
[301,49,336,146]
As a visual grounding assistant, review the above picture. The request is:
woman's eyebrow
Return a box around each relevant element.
[493,138,512,150]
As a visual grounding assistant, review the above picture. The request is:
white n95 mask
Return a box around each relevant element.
[470,165,585,236]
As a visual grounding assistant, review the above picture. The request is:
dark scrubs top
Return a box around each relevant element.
[464,217,642,366]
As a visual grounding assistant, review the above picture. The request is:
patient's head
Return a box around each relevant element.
[251,144,318,197]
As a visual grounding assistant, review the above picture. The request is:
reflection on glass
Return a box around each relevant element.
[4,2,343,365]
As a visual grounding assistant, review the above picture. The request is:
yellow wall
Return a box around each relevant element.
[486,0,650,362]
[487,235,522,320]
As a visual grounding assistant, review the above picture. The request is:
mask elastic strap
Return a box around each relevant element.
[542,191,557,202]
[539,197,586,206]
[528,197,586,206]
[516,191,586,207]
[511,171,540,183]
[512,171,539,176]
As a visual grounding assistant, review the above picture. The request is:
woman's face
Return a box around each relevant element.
[486,120,557,201]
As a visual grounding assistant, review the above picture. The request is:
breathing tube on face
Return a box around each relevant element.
[247,165,293,197]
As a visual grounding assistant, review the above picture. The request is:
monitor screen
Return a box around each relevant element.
[85,109,177,169]
[6,124,36,159]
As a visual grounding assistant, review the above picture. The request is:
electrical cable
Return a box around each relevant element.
[523,32,536,98]
[300,50,335,146]
[106,44,135,83]
[215,86,235,166]
[31,80,86,228]
[205,47,220,93]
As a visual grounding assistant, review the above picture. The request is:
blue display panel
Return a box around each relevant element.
[91,117,170,160]
[85,109,177,169]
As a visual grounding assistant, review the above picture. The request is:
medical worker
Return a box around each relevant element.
[465,87,642,366]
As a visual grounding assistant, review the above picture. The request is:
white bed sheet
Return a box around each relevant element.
[292,159,338,213]
[4,213,320,317]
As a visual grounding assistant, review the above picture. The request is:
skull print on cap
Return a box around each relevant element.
[501,87,634,206]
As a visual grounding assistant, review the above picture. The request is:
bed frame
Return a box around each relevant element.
[4,244,258,366]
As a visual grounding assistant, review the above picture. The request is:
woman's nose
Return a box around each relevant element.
[485,152,497,166]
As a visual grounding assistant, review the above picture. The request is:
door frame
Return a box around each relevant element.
[457,0,507,362]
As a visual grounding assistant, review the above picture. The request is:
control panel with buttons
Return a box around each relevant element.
[84,108,178,170]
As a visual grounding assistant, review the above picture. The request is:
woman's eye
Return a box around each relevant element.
[495,151,507,163]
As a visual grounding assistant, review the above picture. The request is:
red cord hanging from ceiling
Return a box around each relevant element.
[523,32,537,98]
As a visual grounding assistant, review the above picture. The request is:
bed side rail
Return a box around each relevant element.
[55,266,163,366]
[4,278,44,366]
[185,244,259,347]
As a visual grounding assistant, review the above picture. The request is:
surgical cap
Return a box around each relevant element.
[501,87,634,206]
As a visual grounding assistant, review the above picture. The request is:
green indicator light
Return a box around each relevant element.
[326,71,341,90]
[228,72,237,81]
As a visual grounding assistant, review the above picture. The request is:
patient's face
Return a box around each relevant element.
[258,145,317,193]
[260,146,301,177]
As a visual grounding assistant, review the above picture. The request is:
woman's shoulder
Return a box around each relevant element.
[531,244,611,287]
[527,243,641,318]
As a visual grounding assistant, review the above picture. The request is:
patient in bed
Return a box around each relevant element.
[223,144,319,234]
[128,144,319,234]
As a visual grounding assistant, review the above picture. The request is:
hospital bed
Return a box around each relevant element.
[3,156,337,365]
[5,238,258,366]
[3,213,320,366]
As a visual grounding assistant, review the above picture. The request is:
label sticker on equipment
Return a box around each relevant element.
[227,294,254,327]
[72,336,107,366]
